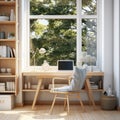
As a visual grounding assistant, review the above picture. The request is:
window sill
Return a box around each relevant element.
[22,66,58,72]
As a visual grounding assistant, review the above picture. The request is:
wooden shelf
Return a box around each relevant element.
[0,21,16,25]
[41,89,50,92]
[0,91,15,93]
[91,89,103,92]
[22,89,50,92]
[22,89,36,92]
[22,89,103,92]
[0,1,15,6]
[0,39,16,42]
[0,57,16,60]
[0,74,16,78]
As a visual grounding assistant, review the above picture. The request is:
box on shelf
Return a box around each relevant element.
[0,83,5,91]
[0,94,15,110]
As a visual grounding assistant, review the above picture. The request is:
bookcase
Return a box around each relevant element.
[0,0,18,95]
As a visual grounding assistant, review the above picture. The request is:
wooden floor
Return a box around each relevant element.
[0,105,120,120]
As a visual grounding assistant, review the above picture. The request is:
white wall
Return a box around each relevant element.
[102,0,113,90]
[113,0,120,107]
[15,0,24,105]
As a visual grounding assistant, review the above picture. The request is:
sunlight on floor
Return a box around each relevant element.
[0,105,119,120]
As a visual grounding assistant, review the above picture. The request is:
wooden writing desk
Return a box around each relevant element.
[22,71,104,109]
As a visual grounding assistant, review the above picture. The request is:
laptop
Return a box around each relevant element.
[57,60,74,70]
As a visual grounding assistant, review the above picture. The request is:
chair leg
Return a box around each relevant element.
[49,94,57,114]
[64,99,67,111]
[32,79,42,110]
[77,93,85,112]
[86,91,92,105]
[85,78,96,110]
[66,95,70,114]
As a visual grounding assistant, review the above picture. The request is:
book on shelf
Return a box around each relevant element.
[0,86,5,91]
[6,81,15,91]
[0,45,7,57]
[12,48,16,57]
[2,46,7,57]
[0,46,2,57]
[0,45,15,58]
[0,82,5,91]
[7,46,11,57]
[9,47,14,57]
[8,46,15,58]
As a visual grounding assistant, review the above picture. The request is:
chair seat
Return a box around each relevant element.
[50,89,86,94]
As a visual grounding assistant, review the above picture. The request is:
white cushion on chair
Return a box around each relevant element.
[53,67,86,92]
[53,85,71,92]
[70,67,86,91]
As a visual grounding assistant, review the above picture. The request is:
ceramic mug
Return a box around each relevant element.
[6,68,11,73]
[0,32,5,39]
[1,68,6,73]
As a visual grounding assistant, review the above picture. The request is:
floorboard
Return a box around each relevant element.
[0,105,119,120]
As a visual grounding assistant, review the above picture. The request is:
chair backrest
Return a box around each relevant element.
[69,67,87,91]
[52,67,87,92]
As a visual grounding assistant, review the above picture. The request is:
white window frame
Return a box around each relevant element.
[21,0,100,71]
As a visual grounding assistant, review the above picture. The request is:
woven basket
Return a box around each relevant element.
[101,95,117,110]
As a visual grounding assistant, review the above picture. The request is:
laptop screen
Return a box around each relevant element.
[57,60,74,70]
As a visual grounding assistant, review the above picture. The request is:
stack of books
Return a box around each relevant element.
[6,82,15,91]
[91,84,99,89]
[90,81,98,89]
[0,82,15,91]
[0,45,15,58]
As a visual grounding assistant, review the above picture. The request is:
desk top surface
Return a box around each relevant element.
[22,70,104,77]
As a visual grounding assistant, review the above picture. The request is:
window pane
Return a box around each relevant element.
[82,19,97,58]
[30,19,76,66]
[30,0,76,15]
[82,0,97,15]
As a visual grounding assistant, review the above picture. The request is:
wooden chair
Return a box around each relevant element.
[49,75,96,114]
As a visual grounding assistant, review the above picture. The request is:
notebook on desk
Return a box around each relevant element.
[57,60,74,70]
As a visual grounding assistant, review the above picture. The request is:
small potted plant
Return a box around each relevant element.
[8,32,15,39]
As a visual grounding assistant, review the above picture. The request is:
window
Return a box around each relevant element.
[23,0,98,68]
[30,19,76,66]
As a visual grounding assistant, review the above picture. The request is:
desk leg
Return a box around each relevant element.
[86,78,96,110]
[32,79,42,109]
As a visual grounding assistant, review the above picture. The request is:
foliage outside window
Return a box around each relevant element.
[30,19,76,66]
[29,0,97,66]
[82,19,97,56]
